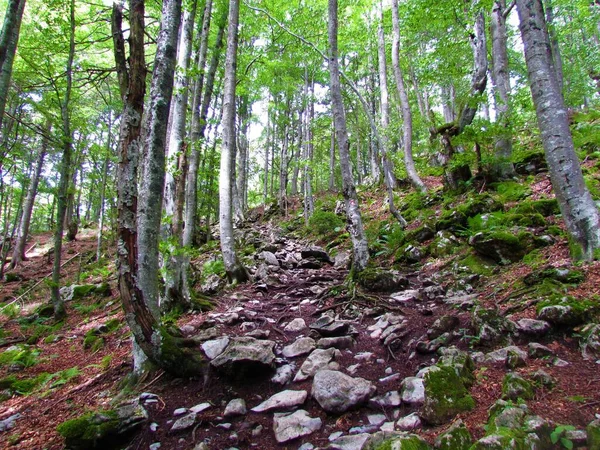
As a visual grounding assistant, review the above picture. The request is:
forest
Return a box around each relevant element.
[1,0,600,448]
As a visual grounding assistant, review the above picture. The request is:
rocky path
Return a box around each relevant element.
[123,225,600,450]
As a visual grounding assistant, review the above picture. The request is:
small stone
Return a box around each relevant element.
[554,358,570,367]
[140,392,159,401]
[528,342,555,358]
[329,431,344,441]
[312,370,376,414]
[390,289,421,303]
[317,336,355,350]
[190,403,211,414]
[531,369,555,388]
[367,414,387,426]
[369,391,401,408]
[379,373,401,383]
[170,413,196,432]
[282,337,316,358]
[150,422,159,432]
[224,399,247,417]
[273,410,322,443]
[251,424,263,437]
[149,443,161,450]
[294,348,339,382]
[396,412,422,431]
[283,318,306,332]
[271,364,295,385]
[380,422,395,432]
[516,318,551,336]
[401,377,425,405]
[354,352,373,361]
[329,433,371,450]
[251,390,307,412]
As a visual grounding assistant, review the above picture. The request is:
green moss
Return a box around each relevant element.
[502,373,534,401]
[57,410,120,446]
[0,345,40,368]
[83,334,104,352]
[374,435,432,450]
[308,210,344,236]
[436,421,473,449]
[459,254,495,276]
[586,420,600,449]
[513,198,560,217]
[156,326,206,377]
[421,365,475,425]
[536,294,597,318]
[492,181,531,202]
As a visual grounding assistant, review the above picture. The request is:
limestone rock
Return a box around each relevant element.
[420,366,474,425]
[170,413,196,432]
[294,348,339,382]
[201,337,230,360]
[329,433,371,450]
[434,419,472,449]
[515,318,551,336]
[309,316,349,337]
[312,370,376,414]
[538,304,586,326]
[401,377,425,405]
[282,337,316,358]
[317,336,355,350]
[283,318,307,332]
[224,399,247,418]
[251,390,307,412]
[502,373,534,401]
[272,410,322,443]
[396,413,422,431]
[210,337,276,377]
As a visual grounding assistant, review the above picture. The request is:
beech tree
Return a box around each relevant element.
[517,0,600,260]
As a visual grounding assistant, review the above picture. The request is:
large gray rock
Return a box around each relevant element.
[259,251,279,266]
[201,337,230,360]
[283,318,307,332]
[272,410,322,443]
[294,348,340,382]
[210,337,276,377]
[515,318,551,336]
[538,304,585,326]
[329,433,371,450]
[282,337,316,358]
[251,390,307,412]
[223,399,247,418]
[312,370,376,414]
[310,316,350,337]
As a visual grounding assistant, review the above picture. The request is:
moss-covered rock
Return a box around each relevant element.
[468,230,548,265]
[523,266,585,286]
[513,198,559,217]
[420,365,475,425]
[57,402,146,450]
[435,420,472,449]
[83,333,104,352]
[436,210,468,232]
[587,419,600,449]
[471,307,515,347]
[437,347,476,388]
[502,373,534,401]
[35,303,55,318]
[460,194,504,218]
[356,268,409,292]
[372,433,432,450]
[578,323,600,360]
[72,283,111,300]
[514,151,547,175]
[537,295,597,327]
[470,432,528,450]
[406,225,435,244]
[429,231,462,258]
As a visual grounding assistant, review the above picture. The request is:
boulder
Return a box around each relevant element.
[502,373,534,401]
[210,337,276,378]
[538,304,586,326]
[468,230,546,265]
[201,337,230,360]
[356,268,409,292]
[282,337,316,358]
[427,315,460,340]
[223,399,247,418]
[434,419,472,450]
[283,318,307,333]
[294,348,339,382]
[312,370,376,414]
[309,316,349,337]
[515,318,551,336]
[400,377,425,405]
[420,365,474,425]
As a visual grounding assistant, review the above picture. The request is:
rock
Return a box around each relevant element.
[245,329,270,339]
[435,419,472,449]
[531,369,555,388]
[317,336,355,350]
[396,413,422,431]
[271,364,295,385]
[420,365,474,425]
[312,370,376,414]
[0,413,20,432]
[192,327,220,343]
[294,348,339,382]
[390,290,421,303]
[224,399,247,418]
[259,251,279,266]
[189,403,211,414]
[538,304,586,326]
[56,402,147,450]
[587,419,600,449]
[401,377,425,405]
[201,337,230,360]
[272,410,322,443]
[356,268,409,292]
[416,332,453,354]
[300,246,332,263]
[251,390,307,412]
[427,315,460,339]
[170,413,197,432]
[369,433,432,449]
[329,433,371,450]
[369,391,401,408]
[564,429,587,447]
[578,323,600,360]
[283,318,306,332]
[472,307,515,346]
[309,316,349,337]
[282,337,316,358]
[200,274,223,294]
[484,346,527,365]
[173,408,187,416]
[210,337,276,378]
[515,318,551,336]
[469,230,544,265]
[528,342,554,358]
[502,372,534,401]
[334,251,351,269]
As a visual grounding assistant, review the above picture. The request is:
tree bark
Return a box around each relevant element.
[219,0,248,283]
[0,0,25,134]
[184,4,225,247]
[328,0,369,274]
[50,0,76,320]
[303,72,314,224]
[391,0,427,193]
[10,127,47,267]
[490,0,516,180]
[517,0,600,260]
[543,0,564,94]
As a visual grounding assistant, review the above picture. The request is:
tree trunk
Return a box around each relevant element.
[96,114,112,262]
[0,0,25,134]
[391,0,427,193]
[490,0,516,180]
[543,0,564,95]
[161,0,196,311]
[50,0,76,320]
[303,72,314,225]
[290,105,302,195]
[115,0,206,377]
[219,0,248,283]
[10,129,47,267]
[184,4,225,247]
[328,0,369,274]
[329,129,336,190]
[517,0,600,260]
[237,95,250,213]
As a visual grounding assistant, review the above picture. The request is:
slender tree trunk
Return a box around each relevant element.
[50,0,76,320]
[543,0,564,95]
[184,5,224,247]
[290,104,301,196]
[219,0,248,283]
[517,0,600,260]
[391,0,427,193]
[329,129,336,190]
[0,0,25,135]
[303,72,314,224]
[328,0,369,274]
[491,0,516,180]
[11,129,47,267]
[162,0,196,311]
[237,95,250,212]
